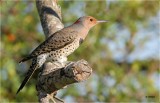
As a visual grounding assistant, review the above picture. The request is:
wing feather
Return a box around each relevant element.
[19,28,78,63]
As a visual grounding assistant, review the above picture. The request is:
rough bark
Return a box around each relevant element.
[36,0,92,103]
[36,0,63,38]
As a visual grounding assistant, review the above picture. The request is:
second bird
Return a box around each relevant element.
[16,16,108,94]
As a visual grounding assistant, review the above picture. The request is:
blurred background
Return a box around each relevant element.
[0,0,160,102]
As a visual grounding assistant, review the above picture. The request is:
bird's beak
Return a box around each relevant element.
[97,20,109,23]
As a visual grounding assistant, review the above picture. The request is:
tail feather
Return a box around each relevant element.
[16,61,37,94]
[19,56,34,63]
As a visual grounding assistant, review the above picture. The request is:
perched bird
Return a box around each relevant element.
[16,16,108,94]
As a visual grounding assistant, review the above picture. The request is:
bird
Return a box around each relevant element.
[16,16,108,94]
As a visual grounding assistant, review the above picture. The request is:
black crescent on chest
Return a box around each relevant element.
[79,38,84,45]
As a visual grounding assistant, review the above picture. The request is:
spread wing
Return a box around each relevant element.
[19,29,78,63]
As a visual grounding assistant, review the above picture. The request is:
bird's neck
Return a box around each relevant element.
[71,23,89,39]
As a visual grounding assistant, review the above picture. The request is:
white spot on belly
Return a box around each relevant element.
[57,56,67,63]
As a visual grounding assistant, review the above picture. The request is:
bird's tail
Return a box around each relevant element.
[19,56,34,63]
[16,59,38,94]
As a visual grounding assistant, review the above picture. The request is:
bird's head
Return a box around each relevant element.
[74,16,108,30]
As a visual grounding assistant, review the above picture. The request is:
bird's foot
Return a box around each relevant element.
[64,61,74,68]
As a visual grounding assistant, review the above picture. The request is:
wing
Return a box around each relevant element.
[19,28,78,63]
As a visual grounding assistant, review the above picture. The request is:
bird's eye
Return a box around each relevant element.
[90,19,93,22]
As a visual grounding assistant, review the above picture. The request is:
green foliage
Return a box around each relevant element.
[1,0,159,102]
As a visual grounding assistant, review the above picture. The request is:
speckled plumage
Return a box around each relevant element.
[17,16,107,94]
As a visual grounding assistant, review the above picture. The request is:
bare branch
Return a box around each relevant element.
[37,60,92,102]
[36,0,64,38]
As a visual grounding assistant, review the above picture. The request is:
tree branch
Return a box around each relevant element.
[36,0,63,38]
[36,0,92,103]
[37,60,92,103]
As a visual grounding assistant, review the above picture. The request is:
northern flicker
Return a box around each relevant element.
[16,16,107,94]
